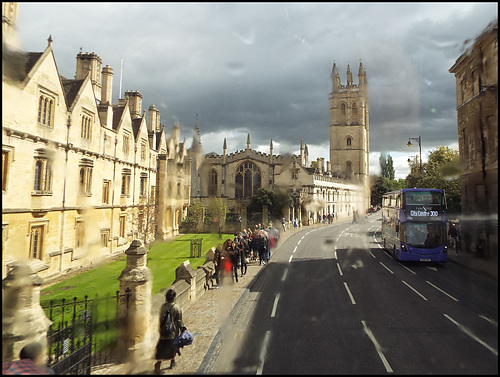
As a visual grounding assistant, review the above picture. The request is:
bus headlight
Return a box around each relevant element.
[443,245,448,252]
[401,244,407,251]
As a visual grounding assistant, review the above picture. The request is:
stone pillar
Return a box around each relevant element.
[117,240,153,363]
[175,261,197,300]
[2,262,52,362]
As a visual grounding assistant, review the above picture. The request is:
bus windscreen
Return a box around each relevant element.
[403,191,444,206]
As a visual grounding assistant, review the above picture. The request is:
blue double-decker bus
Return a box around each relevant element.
[382,188,448,262]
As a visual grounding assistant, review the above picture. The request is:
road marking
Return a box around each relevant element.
[399,263,416,274]
[362,320,394,373]
[426,266,438,271]
[256,330,272,375]
[402,280,427,301]
[444,314,498,356]
[297,239,302,245]
[379,262,394,274]
[281,269,288,282]
[479,315,498,327]
[337,263,343,276]
[305,231,310,235]
[333,251,337,259]
[300,235,305,240]
[369,251,376,258]
[426,281,459,301]
[288,255,293,263]
[292,246,297,253]
[344,282,356,304]
[271,294,280,317]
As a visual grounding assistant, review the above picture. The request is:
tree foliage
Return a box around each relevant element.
[379,153,395,180]
[207,196,228,235]
[182,199,205,235]
[405,146,461,214]
[247,187,292,220]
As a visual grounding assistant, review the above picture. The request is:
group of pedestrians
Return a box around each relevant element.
[212,224,279,286]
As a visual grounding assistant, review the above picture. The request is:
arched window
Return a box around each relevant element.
[341,103,347,120]
[351,102,357,121]
[235,161,261,199]
[208,169,218,197]
[346,136,353,147]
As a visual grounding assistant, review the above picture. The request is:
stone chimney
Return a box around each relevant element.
[101,65,113,105]
[148,104,160,132]
[125,90,142,119]
[75,52,102,101]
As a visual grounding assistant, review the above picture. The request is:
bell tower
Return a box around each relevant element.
[329,60,370,210]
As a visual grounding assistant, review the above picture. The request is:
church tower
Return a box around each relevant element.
[329,60,370,210]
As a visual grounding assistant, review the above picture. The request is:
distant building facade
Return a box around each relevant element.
[191,62,370,227]
[2,3,191,280]
[449,19,498,258]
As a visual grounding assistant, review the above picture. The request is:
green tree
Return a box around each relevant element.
[370,176,403,207]
[208,196,228,238]
[405,146,461,214]
[379,153,395,180]
[182,199,205,236]
[247,187,292,220]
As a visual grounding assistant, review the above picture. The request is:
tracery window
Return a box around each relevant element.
[351,102,358,121]
[81,114,92,140]
[235,161,261,199]
[37,92,55,127]
[341,103,347,120]
[33,158,52,192]
[208,169,218,197]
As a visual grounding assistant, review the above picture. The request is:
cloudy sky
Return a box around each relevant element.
[15,2,498,179]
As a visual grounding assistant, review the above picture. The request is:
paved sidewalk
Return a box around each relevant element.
[92,219,497,374]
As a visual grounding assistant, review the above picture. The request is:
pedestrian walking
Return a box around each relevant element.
[238,240,248,275]
[3,342,53,375]
[448,223,460,254]
[228,241,240,282]
[154,289,185,374]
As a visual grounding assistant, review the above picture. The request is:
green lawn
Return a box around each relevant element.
[40,233,233,304]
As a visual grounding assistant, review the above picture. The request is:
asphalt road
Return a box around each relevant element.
[200,213,498,374]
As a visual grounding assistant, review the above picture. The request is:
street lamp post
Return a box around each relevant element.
[407,135,422,173]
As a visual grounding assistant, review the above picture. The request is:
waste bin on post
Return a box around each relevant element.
[190,238,203,257]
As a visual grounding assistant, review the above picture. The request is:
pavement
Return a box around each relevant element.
[92,218,497,375]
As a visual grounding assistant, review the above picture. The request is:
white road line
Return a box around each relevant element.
[281,269,288,282]
[399,263,416,275]
[300,235,305,240]
[402,280,427,301]
[337,263,343,276]
[444,314,498,356]
[292,246,297,253]
[334,251,337,259]
[426,281,459,301]
[369,251,376,258]
[479,315,498,327]
[379,262,394,274]
[256,330,272,375]
[297,239,302,245]
[271,294,280,317]
[305,231,310,235]
[288,255,293,263]
[362,320,394,373]
[344,282,356,304]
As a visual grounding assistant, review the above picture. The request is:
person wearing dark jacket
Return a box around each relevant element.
[154,289,185,374]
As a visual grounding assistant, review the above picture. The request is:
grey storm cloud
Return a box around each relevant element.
[15,2,498,178]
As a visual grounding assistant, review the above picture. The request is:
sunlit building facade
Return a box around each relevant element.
[2,3,191,280]
[449,19,498,258]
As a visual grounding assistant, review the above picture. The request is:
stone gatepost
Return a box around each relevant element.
[175,261,196,300]
[2,262,52,362]
[117,240,153,363]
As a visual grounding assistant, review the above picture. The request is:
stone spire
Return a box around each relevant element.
[246,133,250,150]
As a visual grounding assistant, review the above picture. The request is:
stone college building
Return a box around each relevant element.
[2,2,370,281]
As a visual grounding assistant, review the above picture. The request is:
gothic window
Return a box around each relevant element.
[341,103,347,120]
[81,113,92,140]
[121,168,131,196]
[123,134,130,154]
[102,180,110,204]
[119,215,126,238]
[79,159,93,196]
[351,102,358,121]
[100,229,110,248]
[208,169,218,197]
[75,219,84,249]
[33,157,52,193]
[140,140,147,161]
[235,161,261,199]
[346,136,353,148]
[37,92,55,127]
[139,173,148,197]
[29,224,45,260]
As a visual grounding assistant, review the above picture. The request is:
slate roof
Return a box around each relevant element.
[112,106,125,130]
[61,78,85,109]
